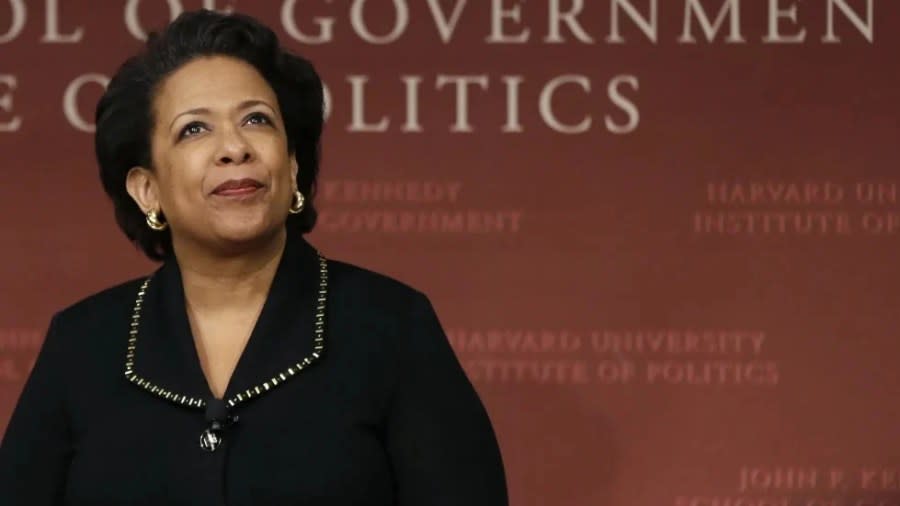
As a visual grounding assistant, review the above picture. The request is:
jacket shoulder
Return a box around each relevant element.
[326,258,425,303]
[53,276,148,327]
[323,258,442,349]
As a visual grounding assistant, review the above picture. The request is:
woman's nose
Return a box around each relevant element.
[216,128,254,165]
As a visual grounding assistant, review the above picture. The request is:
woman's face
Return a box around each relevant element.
[128,55,297,254]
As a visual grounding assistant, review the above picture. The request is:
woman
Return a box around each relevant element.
[0,9,507,505]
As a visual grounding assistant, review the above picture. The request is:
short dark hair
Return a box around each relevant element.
[95,9,324,261]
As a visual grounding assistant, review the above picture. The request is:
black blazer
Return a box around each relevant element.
[0,229,508,505]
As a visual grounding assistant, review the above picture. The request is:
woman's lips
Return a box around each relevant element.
[214,186,261,196]
[212,178,264,197]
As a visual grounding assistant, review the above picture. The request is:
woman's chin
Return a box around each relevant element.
[208,219,280,249]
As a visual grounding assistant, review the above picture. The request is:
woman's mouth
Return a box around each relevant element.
[212,178,264,197]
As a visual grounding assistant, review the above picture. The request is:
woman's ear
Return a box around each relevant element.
[125,166,159,214]
[291,155,300,191]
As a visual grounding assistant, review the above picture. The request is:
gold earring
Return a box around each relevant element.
[146,209,168,231]
[289,190,305,214]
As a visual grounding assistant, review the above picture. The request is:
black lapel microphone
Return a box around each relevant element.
[200,398,239,452]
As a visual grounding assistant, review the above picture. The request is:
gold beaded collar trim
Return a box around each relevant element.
[124,254,328,410]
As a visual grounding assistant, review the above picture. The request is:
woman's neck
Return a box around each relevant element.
[171,228,287,313]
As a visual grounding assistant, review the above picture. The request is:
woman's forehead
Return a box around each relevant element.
[154,56,277,118]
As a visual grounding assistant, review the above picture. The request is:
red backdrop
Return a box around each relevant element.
[2,1,898,505]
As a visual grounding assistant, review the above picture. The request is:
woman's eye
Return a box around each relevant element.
[245,112,272,126]
[179,121,206,139]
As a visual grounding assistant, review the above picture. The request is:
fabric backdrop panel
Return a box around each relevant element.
[1,1,898,505]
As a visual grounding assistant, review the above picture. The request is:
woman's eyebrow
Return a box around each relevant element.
[169,107,210,130]
[168,99,277,130]
[236,99,276,113]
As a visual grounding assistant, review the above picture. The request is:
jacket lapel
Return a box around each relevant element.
[130,228,322,406]
[223,230,321,400]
